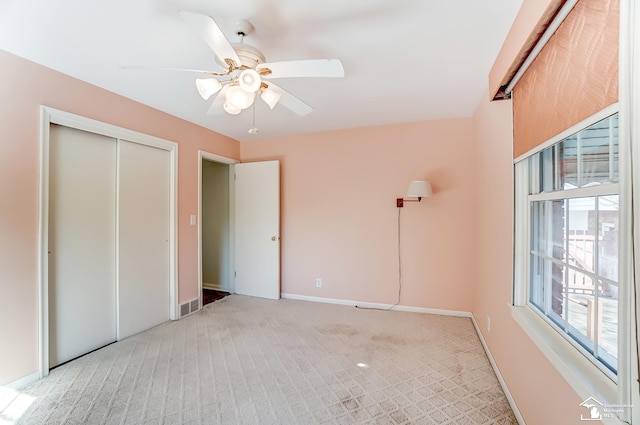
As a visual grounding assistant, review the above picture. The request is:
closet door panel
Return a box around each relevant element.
[48,124,117,367]
[118,140,171,339]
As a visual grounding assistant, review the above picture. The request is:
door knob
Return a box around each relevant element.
[271,236,280,241]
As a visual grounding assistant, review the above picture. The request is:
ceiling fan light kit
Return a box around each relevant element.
[239,69,261,92]
[260,87,281,110]
[175,11,345,119]
[225,85,255,110]
[223,100,242,115]
[195,78,222,100]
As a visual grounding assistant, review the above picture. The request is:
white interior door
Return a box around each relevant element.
[48,125,117,367]
[234,161,280,299]
[118,140,171,339]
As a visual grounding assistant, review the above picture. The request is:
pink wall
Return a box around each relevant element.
[472,94,584,423]
[0,49,239,384]
[240,119,476,311]
[489,0,562,99]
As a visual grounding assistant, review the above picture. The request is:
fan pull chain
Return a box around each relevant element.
[248,103,259,134]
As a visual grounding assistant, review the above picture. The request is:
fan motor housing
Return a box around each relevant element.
[216,43,265,69]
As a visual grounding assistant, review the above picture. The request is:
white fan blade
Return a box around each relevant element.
[257,59,344,79]
[120,65,213,74]
[179,11,241,69]
[206,86,228,115]
[266,83,313,116]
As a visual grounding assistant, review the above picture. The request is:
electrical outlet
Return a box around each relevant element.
[487,315,491,332]
[316,278,322,288]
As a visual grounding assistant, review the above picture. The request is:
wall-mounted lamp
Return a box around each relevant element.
[396,180,432,207]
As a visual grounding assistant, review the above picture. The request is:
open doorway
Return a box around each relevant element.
[201,158,233,306]
[198,152,281,309]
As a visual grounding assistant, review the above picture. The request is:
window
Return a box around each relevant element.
[513,109,630,408]
[526,113,620,377]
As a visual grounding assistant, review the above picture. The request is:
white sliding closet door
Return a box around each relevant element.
[48,125,117,367]
[117,140,171,339]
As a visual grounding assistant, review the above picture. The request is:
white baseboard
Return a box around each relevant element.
[202,282,229,291]
[471,315,526,425]
[3,371,40,389]
[280,293,472,318]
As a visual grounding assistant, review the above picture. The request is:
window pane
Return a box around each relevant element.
[599,293,618,371]
[550,200,565,261]
[567,197,596,273]
[610,114,619,183]
[528,152,541,195]
[530,201,544,254]
[598,194,619,372]
[557,135,578,189]
[530,253,544,310]
[541,147,555,193]
[530,200,565,258]
[580,116,617,186]
[566,289,619,373]
[529,195,619,374]
[527,114,618,192]
[566,272,597,352]
[565,289,617,373]
[529,147,559,194]
[529,255,565,318]
[598,195,619,283]
[550,260,565,320]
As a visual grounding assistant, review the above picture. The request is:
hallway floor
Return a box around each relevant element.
[202,289,230,306]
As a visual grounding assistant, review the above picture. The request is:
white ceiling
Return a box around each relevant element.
[0,0,522,142]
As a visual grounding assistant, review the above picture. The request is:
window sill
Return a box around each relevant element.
[511,305,623,424]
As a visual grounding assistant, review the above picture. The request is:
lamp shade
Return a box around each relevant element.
[260,87,282,109]
[195,78,222,100]
[406,181,432,198]
[239,69,261,93]
[223,100,241,115]
[226,85,255,110]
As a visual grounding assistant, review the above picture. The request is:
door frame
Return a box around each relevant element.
[197,150,238,308]
[38,106,179,378]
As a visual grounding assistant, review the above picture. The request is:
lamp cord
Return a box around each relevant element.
[390,207,402,309]
[355,207,402,311]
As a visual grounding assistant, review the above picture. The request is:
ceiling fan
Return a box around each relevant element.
[176,11,345,118]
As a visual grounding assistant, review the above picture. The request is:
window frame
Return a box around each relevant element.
[528,186,620,378]
[512,104,633,419]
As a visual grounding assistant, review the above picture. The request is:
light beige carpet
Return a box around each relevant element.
[8,295,517,424]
